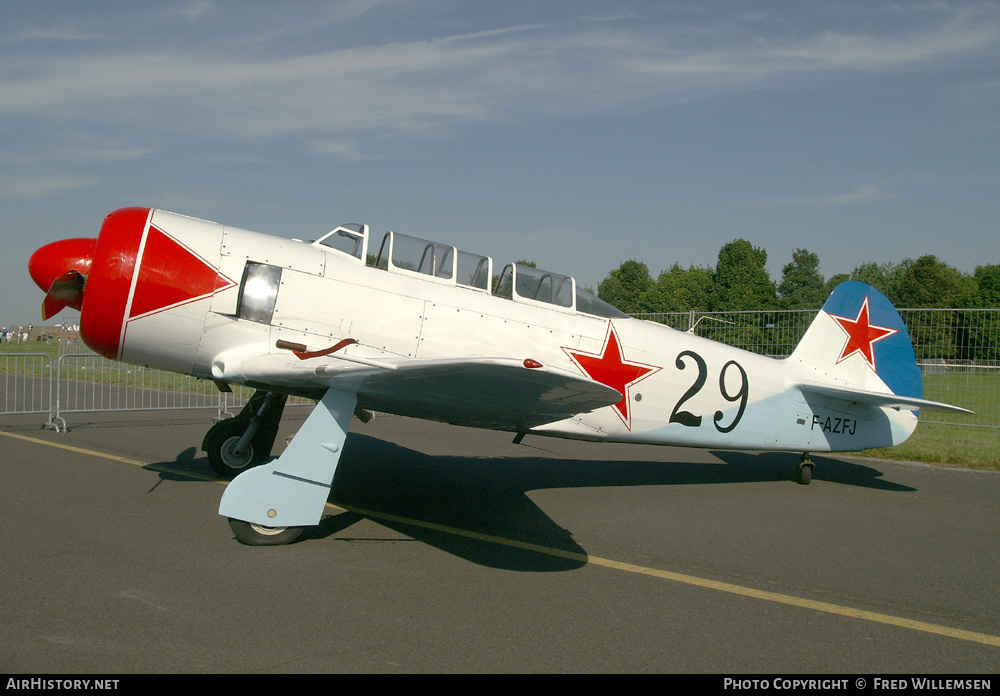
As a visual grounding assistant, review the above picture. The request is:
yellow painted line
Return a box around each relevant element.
[6,429,999,649]
[337,505,1000,649]
[0,430,218,481]
[1,430,148,467]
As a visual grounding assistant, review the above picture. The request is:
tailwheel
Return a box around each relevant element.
[228,518,304,546]
[796,453,814,485]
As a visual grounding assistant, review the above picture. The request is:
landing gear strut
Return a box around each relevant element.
[796,453,814,485]
[203,390,288,478]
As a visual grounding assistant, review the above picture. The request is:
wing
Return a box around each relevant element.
[796,381,974,415]
[236,349,622,431]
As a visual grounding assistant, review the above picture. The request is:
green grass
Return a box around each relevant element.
[852,422,1000,470]
[0,343,60,379]
[0,341,61,361]
[923,371,999,426]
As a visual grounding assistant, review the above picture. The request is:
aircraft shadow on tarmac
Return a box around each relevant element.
[161,431,915,572]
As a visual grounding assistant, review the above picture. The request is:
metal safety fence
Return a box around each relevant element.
[0,349,263,431]
[48,354,240,431]
[2,307,998,430]
[2,353,55,422]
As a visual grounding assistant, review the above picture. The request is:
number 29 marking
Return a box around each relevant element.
[668,351,749,433]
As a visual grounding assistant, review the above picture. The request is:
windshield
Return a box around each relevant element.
[315,224,367,261]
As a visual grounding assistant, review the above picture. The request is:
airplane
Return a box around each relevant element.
[28,207,973,545]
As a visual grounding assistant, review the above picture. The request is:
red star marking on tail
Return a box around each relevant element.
[828,295,898,371]
[563,322,660,430]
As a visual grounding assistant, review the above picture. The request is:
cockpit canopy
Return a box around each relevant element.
[314,226,626,319]
[493,264,573,308]
[493,263,626,318]
[373,231,492,291]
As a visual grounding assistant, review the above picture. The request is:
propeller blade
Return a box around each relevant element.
[41,270,85,320]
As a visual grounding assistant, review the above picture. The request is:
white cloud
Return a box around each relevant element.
[749,184,896,210]
[308,137,384,162]
[0,175,97,198]
[1,4,997,159]
[1,146,155,165]
[818,184,892,208]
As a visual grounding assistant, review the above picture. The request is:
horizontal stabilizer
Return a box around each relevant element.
[797,381,974,416]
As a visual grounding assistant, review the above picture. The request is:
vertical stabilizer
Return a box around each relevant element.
[790,281,922,399]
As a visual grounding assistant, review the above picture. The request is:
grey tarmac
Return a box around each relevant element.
[1,408,998,673]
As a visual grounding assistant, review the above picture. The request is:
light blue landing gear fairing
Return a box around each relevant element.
[218,388,356,545]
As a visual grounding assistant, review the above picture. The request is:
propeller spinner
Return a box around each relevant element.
[28,238,97,320]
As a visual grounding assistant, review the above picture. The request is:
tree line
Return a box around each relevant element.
[596,239,1000,314]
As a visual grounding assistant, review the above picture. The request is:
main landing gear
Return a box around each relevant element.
[205,390,307,545]
[216,387,357,547]
[203,390,288,478]
[796,453,814,485]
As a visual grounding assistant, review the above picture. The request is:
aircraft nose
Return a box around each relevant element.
[28,237,97,319]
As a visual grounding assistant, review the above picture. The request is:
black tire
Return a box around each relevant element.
[206,420,262,478]
[796,463,814,485]
[228,518,303,546]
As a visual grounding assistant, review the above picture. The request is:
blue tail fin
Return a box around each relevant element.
[792,281,922,399]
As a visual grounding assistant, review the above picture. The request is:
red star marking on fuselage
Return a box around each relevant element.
[562,321,660,430]
[828,295,898,371]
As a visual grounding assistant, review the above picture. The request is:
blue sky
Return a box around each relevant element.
[3,0,999,327]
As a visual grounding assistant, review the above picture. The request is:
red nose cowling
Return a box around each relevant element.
[28,207,150,359]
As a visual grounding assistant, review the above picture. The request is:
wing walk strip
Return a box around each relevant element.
[5,429,999,650]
